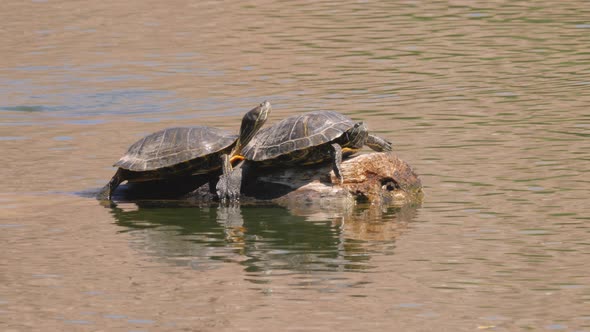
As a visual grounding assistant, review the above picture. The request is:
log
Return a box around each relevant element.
[105,152,423,208]
[239,152,422,209]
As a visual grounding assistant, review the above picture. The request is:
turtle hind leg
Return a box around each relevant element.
[104,168,126,200]
[331,143,344,185]
[366,134,393,152]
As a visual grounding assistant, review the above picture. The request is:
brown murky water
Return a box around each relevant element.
[2,1,590,331]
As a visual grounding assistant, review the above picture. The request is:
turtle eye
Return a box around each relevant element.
[381,178,399,191]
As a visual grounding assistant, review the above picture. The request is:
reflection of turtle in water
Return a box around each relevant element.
[106,203,417,276]
[101,101,270,200]
[241,111,393,183]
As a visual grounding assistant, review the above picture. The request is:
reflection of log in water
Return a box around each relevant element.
[111,152,422,208]
[107,202,420,278]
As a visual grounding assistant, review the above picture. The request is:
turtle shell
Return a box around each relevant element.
[242,111,355,162]
[115,126,238,172]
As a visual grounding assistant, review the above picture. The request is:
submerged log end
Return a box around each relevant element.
[338,152,423,205]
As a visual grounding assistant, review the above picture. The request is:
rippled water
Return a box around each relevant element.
[2,1,590,331]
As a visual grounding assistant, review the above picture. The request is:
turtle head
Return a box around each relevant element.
[347,122,369,149]
[233,101,271,155]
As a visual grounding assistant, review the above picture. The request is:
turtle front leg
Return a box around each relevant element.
[331,143,344,184]
[226,166,243,202]
[366,134,393,152]
[216,154,242,203]
[216,154,231,203]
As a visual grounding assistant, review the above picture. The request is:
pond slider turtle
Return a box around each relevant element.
[240,110,392,183]
[103,101,270,200]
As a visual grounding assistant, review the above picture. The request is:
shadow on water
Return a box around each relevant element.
[106,201,420,289]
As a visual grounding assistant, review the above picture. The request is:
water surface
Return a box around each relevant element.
[1,1,590,331]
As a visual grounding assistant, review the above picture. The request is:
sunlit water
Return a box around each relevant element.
[1,1,590,331]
